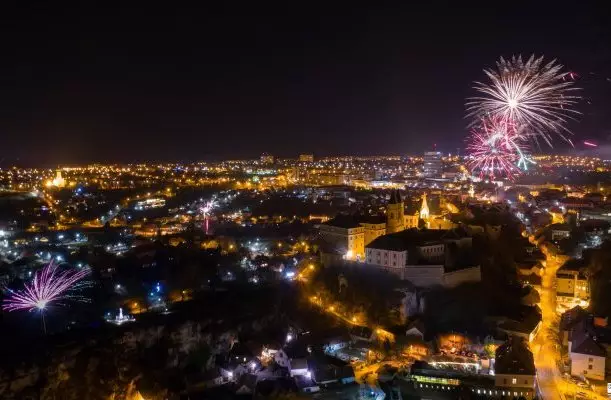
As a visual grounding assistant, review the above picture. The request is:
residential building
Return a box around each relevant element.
[550,223,571,240]
[560,306,589,347]
[556,267,590,310]
[564,315,611,381]
[496,306,542,343]
[299,154,314,162]
[494,339,536,399]
[260,153,274,164]
[569,320,607,380]
[359,215,386,246]
[319,215,365,261]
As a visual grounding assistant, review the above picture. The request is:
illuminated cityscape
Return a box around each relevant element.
[1,3,611,400]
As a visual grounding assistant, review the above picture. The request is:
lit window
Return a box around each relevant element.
[512,378,517,384]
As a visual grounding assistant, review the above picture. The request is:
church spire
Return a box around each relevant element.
[420,192,429,220]
[390,189,401,204]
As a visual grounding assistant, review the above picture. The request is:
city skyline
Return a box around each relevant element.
[1,3,610,165]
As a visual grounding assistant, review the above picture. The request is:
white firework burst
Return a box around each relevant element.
[466,55,580,145]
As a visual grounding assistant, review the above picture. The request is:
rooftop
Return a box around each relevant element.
[323,215,361,229]
[367,227,469,252]
[495,338,535,376]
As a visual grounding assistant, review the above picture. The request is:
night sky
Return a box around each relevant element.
[1,3,610,165]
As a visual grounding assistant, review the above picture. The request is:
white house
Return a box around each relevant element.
[570,325,607,380]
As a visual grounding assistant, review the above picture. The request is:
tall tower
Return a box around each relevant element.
[386,190,405,234]
[420,193,430,220]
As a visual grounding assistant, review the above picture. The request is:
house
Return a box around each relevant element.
[349,325,374,342]
[567,317,611,381]
[560,306,589,347]
[319,215,365,262]
[184,367,232,391]
[274,341,310,377]
[310,356,356,386]
[405,319,426,339]
[556,263,590,310]
[570,320,607,380]
[496,306,542,342]
[550,223,571,241]
[289,358,309,377]
[494,338,536,399]
[518,273,542,292]
[235,373,258,396]
[294,375,320,393]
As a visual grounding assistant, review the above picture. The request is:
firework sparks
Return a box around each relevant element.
[466,54,580,145]
[3,261,90,312]
[467,117,527,179]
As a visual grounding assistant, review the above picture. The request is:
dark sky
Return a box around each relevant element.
[1,2,610,165]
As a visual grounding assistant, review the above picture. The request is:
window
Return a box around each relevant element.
[503,379,507,384]
[524,380,528,384]
[512,378,517,384]
[588,365,593,370]
[588,357,593,362]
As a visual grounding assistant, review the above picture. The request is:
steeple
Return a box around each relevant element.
[420,193,430,220]
[390,189,402,204]
[386,189,405,234]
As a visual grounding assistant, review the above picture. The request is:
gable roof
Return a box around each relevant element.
[571,329,607,357]
[560,306,588,332]
[323,215,361,229]
[366,227,469,252]
[495,338,535,375]
[390,190,402,204]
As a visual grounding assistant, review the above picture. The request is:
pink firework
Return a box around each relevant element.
[3,261,90,312]
[467,117,526,180]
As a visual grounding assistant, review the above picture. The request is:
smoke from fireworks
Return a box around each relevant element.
[3,261,90,312]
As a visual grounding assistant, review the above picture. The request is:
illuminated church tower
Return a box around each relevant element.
[52,170,66,188]
[386,190,405,234]
[419,192,430,220]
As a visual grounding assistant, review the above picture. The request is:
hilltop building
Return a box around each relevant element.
[386,190,405,234]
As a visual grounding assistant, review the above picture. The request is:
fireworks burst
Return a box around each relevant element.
[3,261,90,313]
[466,117,529,180]
[466,54,580,145]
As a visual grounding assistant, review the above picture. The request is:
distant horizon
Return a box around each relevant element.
[0,150,607,169]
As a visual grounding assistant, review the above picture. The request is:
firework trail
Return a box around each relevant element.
[3,261,90,312]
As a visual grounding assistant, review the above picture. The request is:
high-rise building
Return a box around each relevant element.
[423,151,442,178]
[260,153,274,164]
[299,154,314,162]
